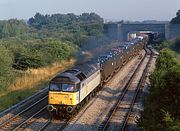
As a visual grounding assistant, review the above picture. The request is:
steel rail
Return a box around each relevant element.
[0,95,48,129]
[38,117,52,131]
[13,105,47,131]
[98,51,147,131]
[121,50,153,131]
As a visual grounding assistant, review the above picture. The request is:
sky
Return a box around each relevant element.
[0,0,180,21]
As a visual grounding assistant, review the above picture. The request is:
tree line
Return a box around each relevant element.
[170,10,180,24]
[28,12,104,45]
[0,12,104,91]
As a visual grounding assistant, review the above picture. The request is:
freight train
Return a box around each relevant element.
[47,36,148,117]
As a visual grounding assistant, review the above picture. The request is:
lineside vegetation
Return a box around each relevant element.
[138,40,180,130]
[138,9,180,127]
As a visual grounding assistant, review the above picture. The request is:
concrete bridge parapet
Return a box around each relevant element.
[104,23,180,41]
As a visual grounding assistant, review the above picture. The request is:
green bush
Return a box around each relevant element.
[0,44,13,91]
[155,41,171,51]
[138,49,180,130]
[13,47,45,70]
[156,48,177,70]
[11,39,75,70]
[173,37,180,51]
[36,40,72,64]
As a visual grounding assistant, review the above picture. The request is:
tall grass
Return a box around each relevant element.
[0,59,75,111]
[11,59,75,91]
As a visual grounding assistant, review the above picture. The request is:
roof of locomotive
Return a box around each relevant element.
[51,60,100,83]
[51,72,80,84]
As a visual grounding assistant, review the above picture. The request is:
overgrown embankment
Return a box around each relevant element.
[138,40,180,130]
[0,38,77,111]
[0,59,75,111]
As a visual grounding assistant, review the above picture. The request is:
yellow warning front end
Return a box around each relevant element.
[48,91,79,106]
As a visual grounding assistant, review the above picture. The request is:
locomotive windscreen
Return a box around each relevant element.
[49,83,77,92]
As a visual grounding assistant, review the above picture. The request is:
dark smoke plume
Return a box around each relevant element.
[75,36,119,65]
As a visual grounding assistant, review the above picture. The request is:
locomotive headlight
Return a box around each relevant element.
[69,95,73,100]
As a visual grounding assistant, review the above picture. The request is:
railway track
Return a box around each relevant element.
[56,95,97,131]
[38,117,52,131]
[0,95,50,130]
[98,47,153,131]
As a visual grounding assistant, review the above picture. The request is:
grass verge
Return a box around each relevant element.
[0,59,75,112]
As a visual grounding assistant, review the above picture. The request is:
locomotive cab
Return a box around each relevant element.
[47,62,101,116]
[47,73,81,114]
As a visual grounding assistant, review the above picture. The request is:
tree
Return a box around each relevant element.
[27,12,104,44]
[173,36,180,50]
[170,10,180,24]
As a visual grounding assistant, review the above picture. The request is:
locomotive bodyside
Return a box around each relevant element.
[79,69,101,102]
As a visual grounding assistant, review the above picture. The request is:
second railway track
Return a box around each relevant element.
[0,95,49,130]
[98,47,154,131]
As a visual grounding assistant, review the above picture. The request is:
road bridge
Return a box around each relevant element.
[104,23,180,41]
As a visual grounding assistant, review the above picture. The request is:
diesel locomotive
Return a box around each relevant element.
[47,36,148,117]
